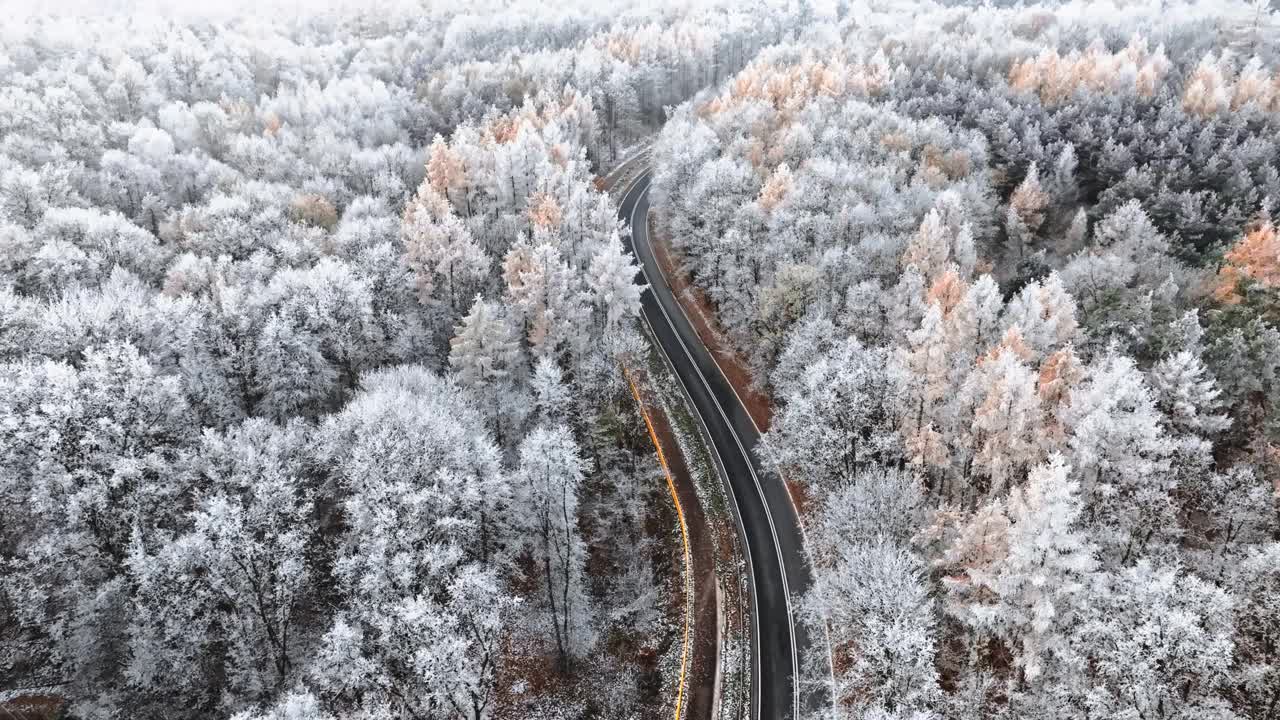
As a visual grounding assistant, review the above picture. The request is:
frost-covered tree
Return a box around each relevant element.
[804,466,939,717]
[1,342,195,713]
[516,424,593,671]
[587,230,642,334]
[309,367,514,717]
[1065,561,1237,720]
[402,183,491,312]
[1061,349,1176,562]
[504,237,588,361]
[10,0,1280,716]
[959,348,1045,498]
[944,457,1097,685]
[128,420,315,710]
[646,3,1280,718]
[1150,349,1231,443]
[763,334,898,490]
[253,311,337,421]
[450,294,521,388]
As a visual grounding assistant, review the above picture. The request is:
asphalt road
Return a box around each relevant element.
[618,170,822,720]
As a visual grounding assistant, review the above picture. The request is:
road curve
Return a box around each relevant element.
[618,169,821,720]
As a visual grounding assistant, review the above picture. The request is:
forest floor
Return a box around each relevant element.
[0,691,63,720]
[641,344,753,720]
[628,363,721,720]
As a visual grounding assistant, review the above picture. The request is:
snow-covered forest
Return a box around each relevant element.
[2,0,1278,719]
[0,1,802,717]
[652,0,1279,718]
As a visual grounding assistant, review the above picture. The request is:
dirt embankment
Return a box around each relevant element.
[645,220,774,433]
[628,367,721,720]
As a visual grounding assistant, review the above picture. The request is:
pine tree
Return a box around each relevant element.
[944,457,1097,688]
[530,356,571,424]
[1061,348,1176,563]
[586,230,642,334]
[504,239,585,360]
[899,303,951,442]
[1150,350,1231,440]
[517,424,593,671]
[947,274,1004,362]
[1001,273,1079,362]
[902,208,952,280]
[402,184,490,311]
[1006,162,1047,260]
[450,295,520,389]
[962,348,1044,497]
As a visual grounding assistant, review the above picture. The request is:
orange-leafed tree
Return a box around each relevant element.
[926,269,967,317]
[903,209,954,280]
[527,191,563,230]
[402,183,490,310]
[1009,37,1168,105]
[1037,344,1084,446]
[426,134,468,209]
[964,346,1044,497]
[757,163,793,212]
[1215,220,1280,305]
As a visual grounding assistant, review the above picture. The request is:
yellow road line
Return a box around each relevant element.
[625,368,692,720]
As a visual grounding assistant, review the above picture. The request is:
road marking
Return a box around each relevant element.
[625,368,692,720]
[621,170,800,720]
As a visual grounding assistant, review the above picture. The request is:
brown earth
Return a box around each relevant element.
[0,695,64,720]
[628,366,720,720]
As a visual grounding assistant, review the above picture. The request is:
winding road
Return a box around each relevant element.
[618,169,823,720]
